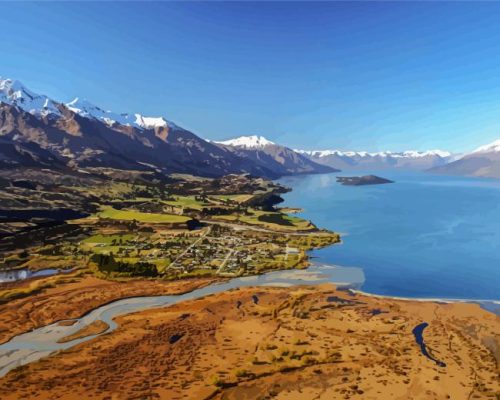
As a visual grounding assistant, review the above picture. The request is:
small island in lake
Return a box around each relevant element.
[336,175,394,186]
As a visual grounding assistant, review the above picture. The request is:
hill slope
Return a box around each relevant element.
[429,139,500,179]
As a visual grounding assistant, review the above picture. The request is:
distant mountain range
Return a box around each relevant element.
[0,78,332,179]
[1,77,500,179]
[296,149,457,171]
[296,142,500,179]
[297,144,500,179]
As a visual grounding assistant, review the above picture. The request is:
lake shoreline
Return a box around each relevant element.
[351,289,500,316]
[278,171,500,301]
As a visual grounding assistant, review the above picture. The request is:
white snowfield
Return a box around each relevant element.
[216,135,275,149]
[67,98,174,130]
[473,139,500,154]
[0,77,175,131]
[0,77,61,117]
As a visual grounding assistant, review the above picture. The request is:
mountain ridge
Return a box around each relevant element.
[2,77,500,179]
[0,78,331,179]
[429,138,500,179]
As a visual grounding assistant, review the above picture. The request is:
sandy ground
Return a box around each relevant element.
[57,320,110,343]
[0,283,497,400]
[0,273,218,345]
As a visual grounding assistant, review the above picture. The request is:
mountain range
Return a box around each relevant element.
[1,77,500,179]
[0,78,332,179]
[297,142,500,179]
[295,149,456,171]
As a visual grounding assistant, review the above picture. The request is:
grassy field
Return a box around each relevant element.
[98,207,191,223]
[239,211,314,231]
[211,194,255,203]
[83,234,135,244]
[162,196,206,211]
[72,182,139,198]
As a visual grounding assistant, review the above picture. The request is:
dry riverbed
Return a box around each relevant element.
[0,272,219,345]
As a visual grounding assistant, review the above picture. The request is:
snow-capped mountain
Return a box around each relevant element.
[472,139,500,154]
[66,98,175,130]
[0,78,175,131]
[298,149,451,159]
[296,148,454,171]
[0,78,260,176]
[0,78,332,178]
[430,138,500,179]
[0,78,61,117]
[217,135,275,149]
[7,77,499,179]
[215,135,336,175]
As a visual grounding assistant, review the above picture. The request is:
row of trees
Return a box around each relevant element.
[90,253,158,277]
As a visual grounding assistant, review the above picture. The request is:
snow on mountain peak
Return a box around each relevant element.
[473,139,500,154]
[0,77,61,117]
[134,114,169,129]
[399,150,451,158]
[66,98,174,130]
[67,97,107,117]
[0,77,178,132]
[297,148,451,159]
[66,97,135,127]
[217,135,275,148]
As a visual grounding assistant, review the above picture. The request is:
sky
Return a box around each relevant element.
[2,2,500,152]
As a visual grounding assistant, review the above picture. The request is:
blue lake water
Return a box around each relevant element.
[279,172,500,301]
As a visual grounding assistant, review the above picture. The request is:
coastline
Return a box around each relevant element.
[351,288,500,305]
[351,289,500,315]
[279,255,500,316]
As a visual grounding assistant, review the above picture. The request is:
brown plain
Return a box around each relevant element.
[0,284,498,400]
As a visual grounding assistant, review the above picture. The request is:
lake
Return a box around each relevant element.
[279,171,500,301]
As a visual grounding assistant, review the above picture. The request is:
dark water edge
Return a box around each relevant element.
[412,323,447,367]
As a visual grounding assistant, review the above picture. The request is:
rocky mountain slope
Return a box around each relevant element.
[0,79,329,179]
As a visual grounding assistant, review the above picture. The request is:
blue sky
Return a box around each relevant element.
[2,2,500,152]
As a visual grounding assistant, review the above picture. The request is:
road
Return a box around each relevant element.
[216,248,235,275]
[168,226,211,270]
